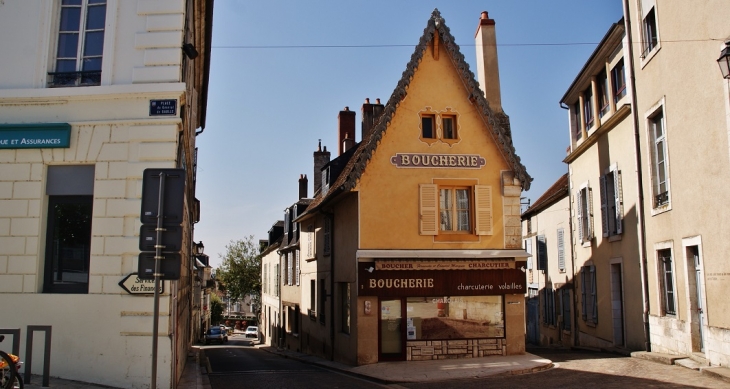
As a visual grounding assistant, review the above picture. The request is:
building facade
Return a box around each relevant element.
[521,174,573,347]
[0,1,212,388]
[260,221,283,346]
[625,0,730,365]
[560,20,646,351]
[293,10,532,365]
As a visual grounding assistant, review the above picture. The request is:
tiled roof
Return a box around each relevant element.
[303,9,531,217]
[521,173,569,218]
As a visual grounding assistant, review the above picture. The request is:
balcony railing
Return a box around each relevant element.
[654,191,669,208]
[48,71,101,87]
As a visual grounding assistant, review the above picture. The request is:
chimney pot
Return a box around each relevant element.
[481,11,488,19]
[376,98,381,104]
[365,98,370,104]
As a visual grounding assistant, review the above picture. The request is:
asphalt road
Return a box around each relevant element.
[204,335,387,389]
[204,337,729,389]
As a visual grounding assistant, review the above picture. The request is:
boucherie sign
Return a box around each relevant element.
[390,153,486,169]
[358,261,526,297]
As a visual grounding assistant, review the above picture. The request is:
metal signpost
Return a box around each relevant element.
[138,169,184,389]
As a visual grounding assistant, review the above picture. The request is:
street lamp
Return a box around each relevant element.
[193,241,205,255]
[717,41,730,79]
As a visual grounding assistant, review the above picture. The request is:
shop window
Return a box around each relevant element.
[581,265,597,324]
[419,182,492,240]
[659,249,676,315]
[406,296,504,339]
[600,165,623,237]
[44,165,94,294]
[340,283,350,334]
[50,0,107,87]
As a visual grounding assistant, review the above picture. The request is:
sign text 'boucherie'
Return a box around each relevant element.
[390,153,486,169]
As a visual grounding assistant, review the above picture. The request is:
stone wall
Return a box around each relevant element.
[407,339,505,361]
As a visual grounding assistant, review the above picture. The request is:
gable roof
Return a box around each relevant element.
[302,9,531,217]
[521,173,569,219]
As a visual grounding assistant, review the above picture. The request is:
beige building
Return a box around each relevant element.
[625,0,730,366]
[0,1,212,387]
[521,174,573,347]
[560,19,646,351]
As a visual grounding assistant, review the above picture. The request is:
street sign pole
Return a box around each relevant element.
[151,172,166,389]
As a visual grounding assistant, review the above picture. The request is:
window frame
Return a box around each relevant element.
[43,194,94,294]
[658,248,676,316]
[583,86,594,130]
[597,70,610,118]
[600,165,623,238]
[439,185,472,234]
[50,0,108,87]
[642,7,659,59]
[581,265,598,325]
[419,181,492,241]
[536,235,547,271]
[576,183,593,245]
[611,59,627,103]
[647,103,670,211]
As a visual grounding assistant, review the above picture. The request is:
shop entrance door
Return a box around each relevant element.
[379,299,405,361]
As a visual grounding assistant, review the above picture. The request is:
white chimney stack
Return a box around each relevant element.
[474,11,502,113]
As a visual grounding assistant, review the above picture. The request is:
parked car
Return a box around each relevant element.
[244,326,258,340]
[205,326,228,345]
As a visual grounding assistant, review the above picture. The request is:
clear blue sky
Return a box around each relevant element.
[195,1,624,267]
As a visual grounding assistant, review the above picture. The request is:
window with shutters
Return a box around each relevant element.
[306,223,314,259]
[295,251,300,286]
[600,165,623,239]
[536,235,547,271]
[581,265,598,325]
[323,216,332,257]
[557,228,565,272]
[576,184,593,245]
[542,287,556,326]
[560,288,571,331]
[419,181,491,242]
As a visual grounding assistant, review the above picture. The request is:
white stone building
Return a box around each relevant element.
[0,1,212,388]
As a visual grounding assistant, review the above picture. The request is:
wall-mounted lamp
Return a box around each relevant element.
[193,241,205,255]
[182,43,199,60]
[717,41,730,79]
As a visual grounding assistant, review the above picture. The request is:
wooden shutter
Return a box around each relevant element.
[537,235,547,270]
[614,170,623,234]
[587,187,594,240]
[576,191,584,243]
[525,239,533,270]
[581,266,587,321]
[591,265,598,322]
[323,216,331,256]
[419,184,438,235]
[599,176,609,237]
[557,228,565,271]
[296,251,300,286]
[475,185,493,235]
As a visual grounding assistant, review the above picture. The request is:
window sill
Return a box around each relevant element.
[608,234,622,243]
[651,202,671,216]
[434,234,480,242]
[640,45,661,69]
[584,320,597,328]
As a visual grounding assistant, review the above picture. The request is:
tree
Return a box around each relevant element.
[216,236,262,315]
[210,293,224,325]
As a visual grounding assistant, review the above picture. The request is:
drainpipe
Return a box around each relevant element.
[559,104,580,348]
[324,211,336,361]
[623,0,652,352]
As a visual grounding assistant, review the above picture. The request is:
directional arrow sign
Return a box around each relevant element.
[119,272,164,295]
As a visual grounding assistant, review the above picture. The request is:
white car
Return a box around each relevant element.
[244,326,258,340]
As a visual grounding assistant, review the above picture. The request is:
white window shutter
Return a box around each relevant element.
[296,251,300,286]
[525,239,533,270]
[419,184,438,235]
[576,191,584,242]
[599,176,609,237]
[587,187,594,239]
[475,185,493,235]
[614,170,623,235]
[557,228,565,271]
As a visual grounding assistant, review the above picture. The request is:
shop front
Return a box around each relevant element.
[357,258,527,361]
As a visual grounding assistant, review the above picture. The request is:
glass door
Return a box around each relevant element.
[379,299,405,360]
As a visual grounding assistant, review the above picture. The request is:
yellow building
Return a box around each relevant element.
[296,10,531,365]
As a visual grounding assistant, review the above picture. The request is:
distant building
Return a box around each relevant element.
[560,19,646,351]
[521,174,572,347]
[0,1,212,387]
[292,10,532,364]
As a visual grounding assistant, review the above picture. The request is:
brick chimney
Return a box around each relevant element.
[474,11,502,113]
[298,174,308,199]
[338,107,356,155]
[361,97,384,141]
[313,140,330,196]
